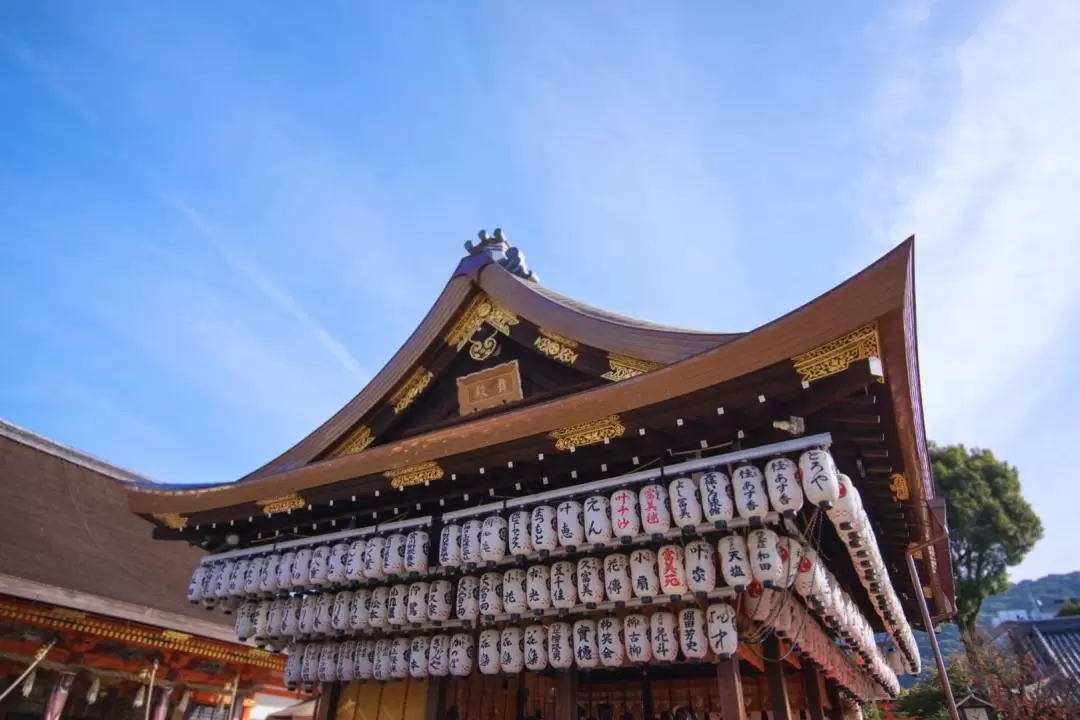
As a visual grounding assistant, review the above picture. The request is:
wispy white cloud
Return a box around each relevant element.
[869,0,1080,578]
[0,33,97,123]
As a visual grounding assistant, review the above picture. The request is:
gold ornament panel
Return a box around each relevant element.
[384,461,444,490]
[600,353,663,382]
[791,323,881,383]
[257,492,305,515]
[549,415,626,450]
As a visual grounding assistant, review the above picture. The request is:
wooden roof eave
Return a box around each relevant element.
[126,238,917,516]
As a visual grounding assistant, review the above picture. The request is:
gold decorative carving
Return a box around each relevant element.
[161,630,192,642]
[534,329,579,365]
[457,360,523,415]
[922,586,934,599]
[889,472,910,501]
[333,425,374,457]
[550,415,626,450]
[257,493,305,515]
[390,367,434,414]
[384,461,444,490]
[601,353,663,382]
[153,513,188,530]
[48,608,87,621]
[445,294,519,350]
[791,323,881,383]
[468,332,499,362]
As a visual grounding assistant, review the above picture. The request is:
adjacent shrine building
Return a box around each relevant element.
[126,232,957,720]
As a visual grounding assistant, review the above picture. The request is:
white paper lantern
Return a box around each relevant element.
[479,572,504,617]
[699,471,735,526]
[212,562,232,599]
[650,611,678,662]
[684,540,716,595]
[669,476,703,529]
[372,639,391,681]
[301,643,321,687]
[524,625,548,670]
[260,554,280,595]
[337,640,357,681]
[407,582,430,624]
[478,629,501,675]
[328,544,349,585]
[387,584,409,627]
[198,564,217,609]
[267,599,286,639]
[369,586,389,628]
[390,637,410,679]
[577,557,605,606]
[449,633,474,676]
[556,500,585,550]
[245,557,265,596]
[548,622,573,669]
[610,489,641,539]
[550,561,578,609]
[461,519,484,567]
[603,554,632,603]
[597,617,624,667]
[526,565,552,613]
[298,594,318,636]
[799,449,840,508]
[531,505,559,554]
[345,539,367,582]
[331,590,354,633]
[292,549,313,589]
[455,575,480,622]
[284,644,304,689]
[764,457,804,516]
[623,614,652,663]
[362,537,386,581]
[480,516,508,563]
[503,568,527,615]
[409,636,430,679]
[405,530,430,574]
[228,559,249,597]
[277,552,296,590]
[828,473,862,529]
[794,548,819,598]
[384,534,407,576]
[572,619,599,669]
[235,601,257,640]
[584,495,613,545]
[508,511,533,557]
[286,597,305,639]
[314,593,335,636]
[638,485,671,534]
[629,549,660,600]
[428,579,453,622]
[679,608,708,660]
[732,464,769,521]
[658,545,688,598]
[706,603,738,658]
[254,600,273,644]
[188,565,208,604]
[748,528,783,588]
[776,537,799,589]
[350,589,372,631]
[501,626,525,674]
[439,524,462,569]
[428,635,450,677]
[718,534,751,592]
[318,643,339,683]
[747,583,779,623]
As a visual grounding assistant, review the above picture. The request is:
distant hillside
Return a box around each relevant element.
[908,571,1080,682]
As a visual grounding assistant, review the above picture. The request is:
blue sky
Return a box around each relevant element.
[2,0,1078,581]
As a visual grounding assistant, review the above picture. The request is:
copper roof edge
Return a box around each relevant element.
[0,417,154,485]
[126,237,917,514]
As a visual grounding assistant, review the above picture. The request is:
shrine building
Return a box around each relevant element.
[123,232,957,720]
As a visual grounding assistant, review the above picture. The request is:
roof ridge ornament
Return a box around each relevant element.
[464,228,538,283]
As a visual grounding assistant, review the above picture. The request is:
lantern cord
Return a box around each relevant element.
[0,639,57,703]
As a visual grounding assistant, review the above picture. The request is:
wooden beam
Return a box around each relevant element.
[825,679,844,720]
[803,663,826,720]
[555,670,578,720]
[425,677,446,720]
[764,635,793,720]
[715,656,746,720]
[313,683,337,720]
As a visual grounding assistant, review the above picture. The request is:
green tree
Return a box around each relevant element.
[1056,599,1080,617]
[931,443,1043,646]
[894,655,970,718]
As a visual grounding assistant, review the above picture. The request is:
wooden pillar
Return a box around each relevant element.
[824,680,844,720]
[763,636,793,720]
[715,656,746,720]
[555,670,578,720]
[802,664,825,720]
[641,667,654,720]
[314,683,339,720]
[426,678,447,720]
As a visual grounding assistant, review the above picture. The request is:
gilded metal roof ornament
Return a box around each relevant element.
[465,228,538,282]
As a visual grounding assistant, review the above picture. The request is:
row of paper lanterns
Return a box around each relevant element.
[190,448,845,610]
[823,473,919,675]
[283,603,739,690]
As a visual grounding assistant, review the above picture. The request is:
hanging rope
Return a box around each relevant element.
[0,639,57,703]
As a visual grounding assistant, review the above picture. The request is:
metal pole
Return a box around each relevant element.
[144,659,159,720]
[906,540,959,720]
[0,639,57,703]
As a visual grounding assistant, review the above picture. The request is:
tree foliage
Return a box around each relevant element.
[1056,599,1080,617]
[893,654,971,718]
[931,443,1043,642]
